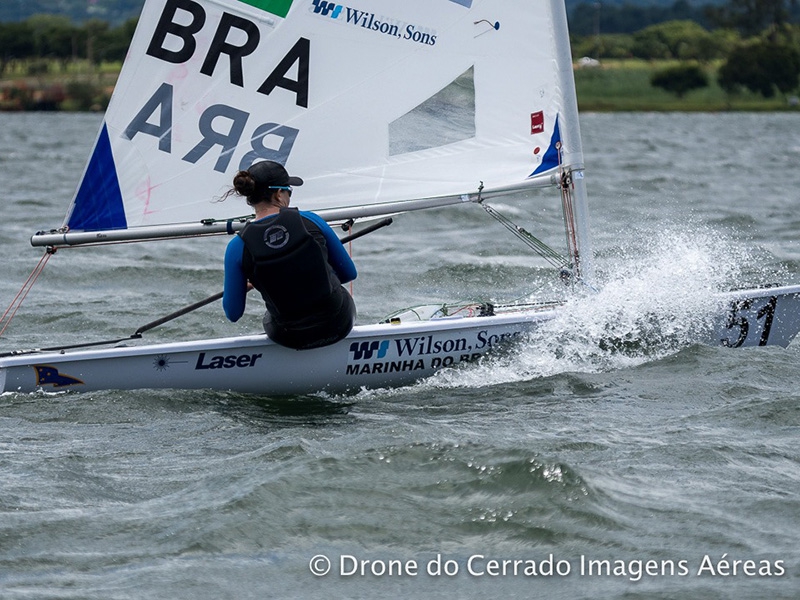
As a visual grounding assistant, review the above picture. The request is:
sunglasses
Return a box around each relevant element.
[269,186,292,196]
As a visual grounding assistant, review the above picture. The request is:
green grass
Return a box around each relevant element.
[574,59,796,112]
[1,58,798,112]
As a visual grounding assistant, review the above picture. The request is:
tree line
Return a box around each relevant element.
[0,0,143,26]
[572,0,800,99]
[569,0,800,35]
[0,0,798,106]
[0,15,135,76]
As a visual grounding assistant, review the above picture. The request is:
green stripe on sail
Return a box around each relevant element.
[238,0,294,18]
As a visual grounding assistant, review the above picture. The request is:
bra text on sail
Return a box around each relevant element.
[124,0,310,173]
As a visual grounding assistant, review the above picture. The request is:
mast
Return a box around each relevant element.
[550,0,594,285]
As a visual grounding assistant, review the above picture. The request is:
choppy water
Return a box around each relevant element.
[0,112,799,599]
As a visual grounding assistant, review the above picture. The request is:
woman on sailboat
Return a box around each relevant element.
[222,160,357,350]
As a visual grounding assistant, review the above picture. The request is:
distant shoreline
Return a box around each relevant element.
[1,59,798,113]
[574,59,800,113]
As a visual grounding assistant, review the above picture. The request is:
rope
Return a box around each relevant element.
[0,250,54,337]
[558,149,580,276]
[479,202,569,270]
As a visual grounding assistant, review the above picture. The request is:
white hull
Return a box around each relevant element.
[2,285,799,395]
[0,307,556,395]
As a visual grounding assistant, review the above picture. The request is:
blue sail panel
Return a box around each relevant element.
[530,115,561,177]
[67,123,127,231]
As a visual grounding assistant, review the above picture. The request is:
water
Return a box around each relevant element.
[0,112,799,599]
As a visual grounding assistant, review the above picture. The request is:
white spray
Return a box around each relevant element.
[430,224,776,388]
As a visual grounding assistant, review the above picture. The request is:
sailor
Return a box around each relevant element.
[222,160,357,350]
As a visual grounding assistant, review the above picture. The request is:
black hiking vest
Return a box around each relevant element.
[239,208,340,321]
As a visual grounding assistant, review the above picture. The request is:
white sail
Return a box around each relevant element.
[56,0,575,239]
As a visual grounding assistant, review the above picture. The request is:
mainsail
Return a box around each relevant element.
[35,0,590,278]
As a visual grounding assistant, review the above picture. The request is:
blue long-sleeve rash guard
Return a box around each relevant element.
[223,211,357,322]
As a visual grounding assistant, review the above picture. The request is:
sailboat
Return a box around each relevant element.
[1,0,799,395]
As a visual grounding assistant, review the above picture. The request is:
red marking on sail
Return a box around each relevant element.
[531,111,544,135]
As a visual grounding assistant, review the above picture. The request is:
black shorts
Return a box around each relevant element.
[263,287,356,350]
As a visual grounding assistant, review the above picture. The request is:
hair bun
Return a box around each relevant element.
[233,170,256,197]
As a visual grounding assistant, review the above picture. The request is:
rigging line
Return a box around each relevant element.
[479,202,568,270]
[556,144,581,279]
[560,177,578,260]
[201,214,254,224]
[0,250,54,337]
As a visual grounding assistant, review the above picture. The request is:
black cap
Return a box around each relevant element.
[249,160,304,188]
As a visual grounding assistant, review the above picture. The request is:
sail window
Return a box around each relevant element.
[388,67,475,156]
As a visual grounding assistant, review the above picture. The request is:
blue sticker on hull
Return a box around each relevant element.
[34,365,84,388]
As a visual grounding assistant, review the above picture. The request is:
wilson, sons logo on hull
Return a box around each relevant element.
[349,340,390,360]
[311,1,438,46]
[344,329,524,377]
